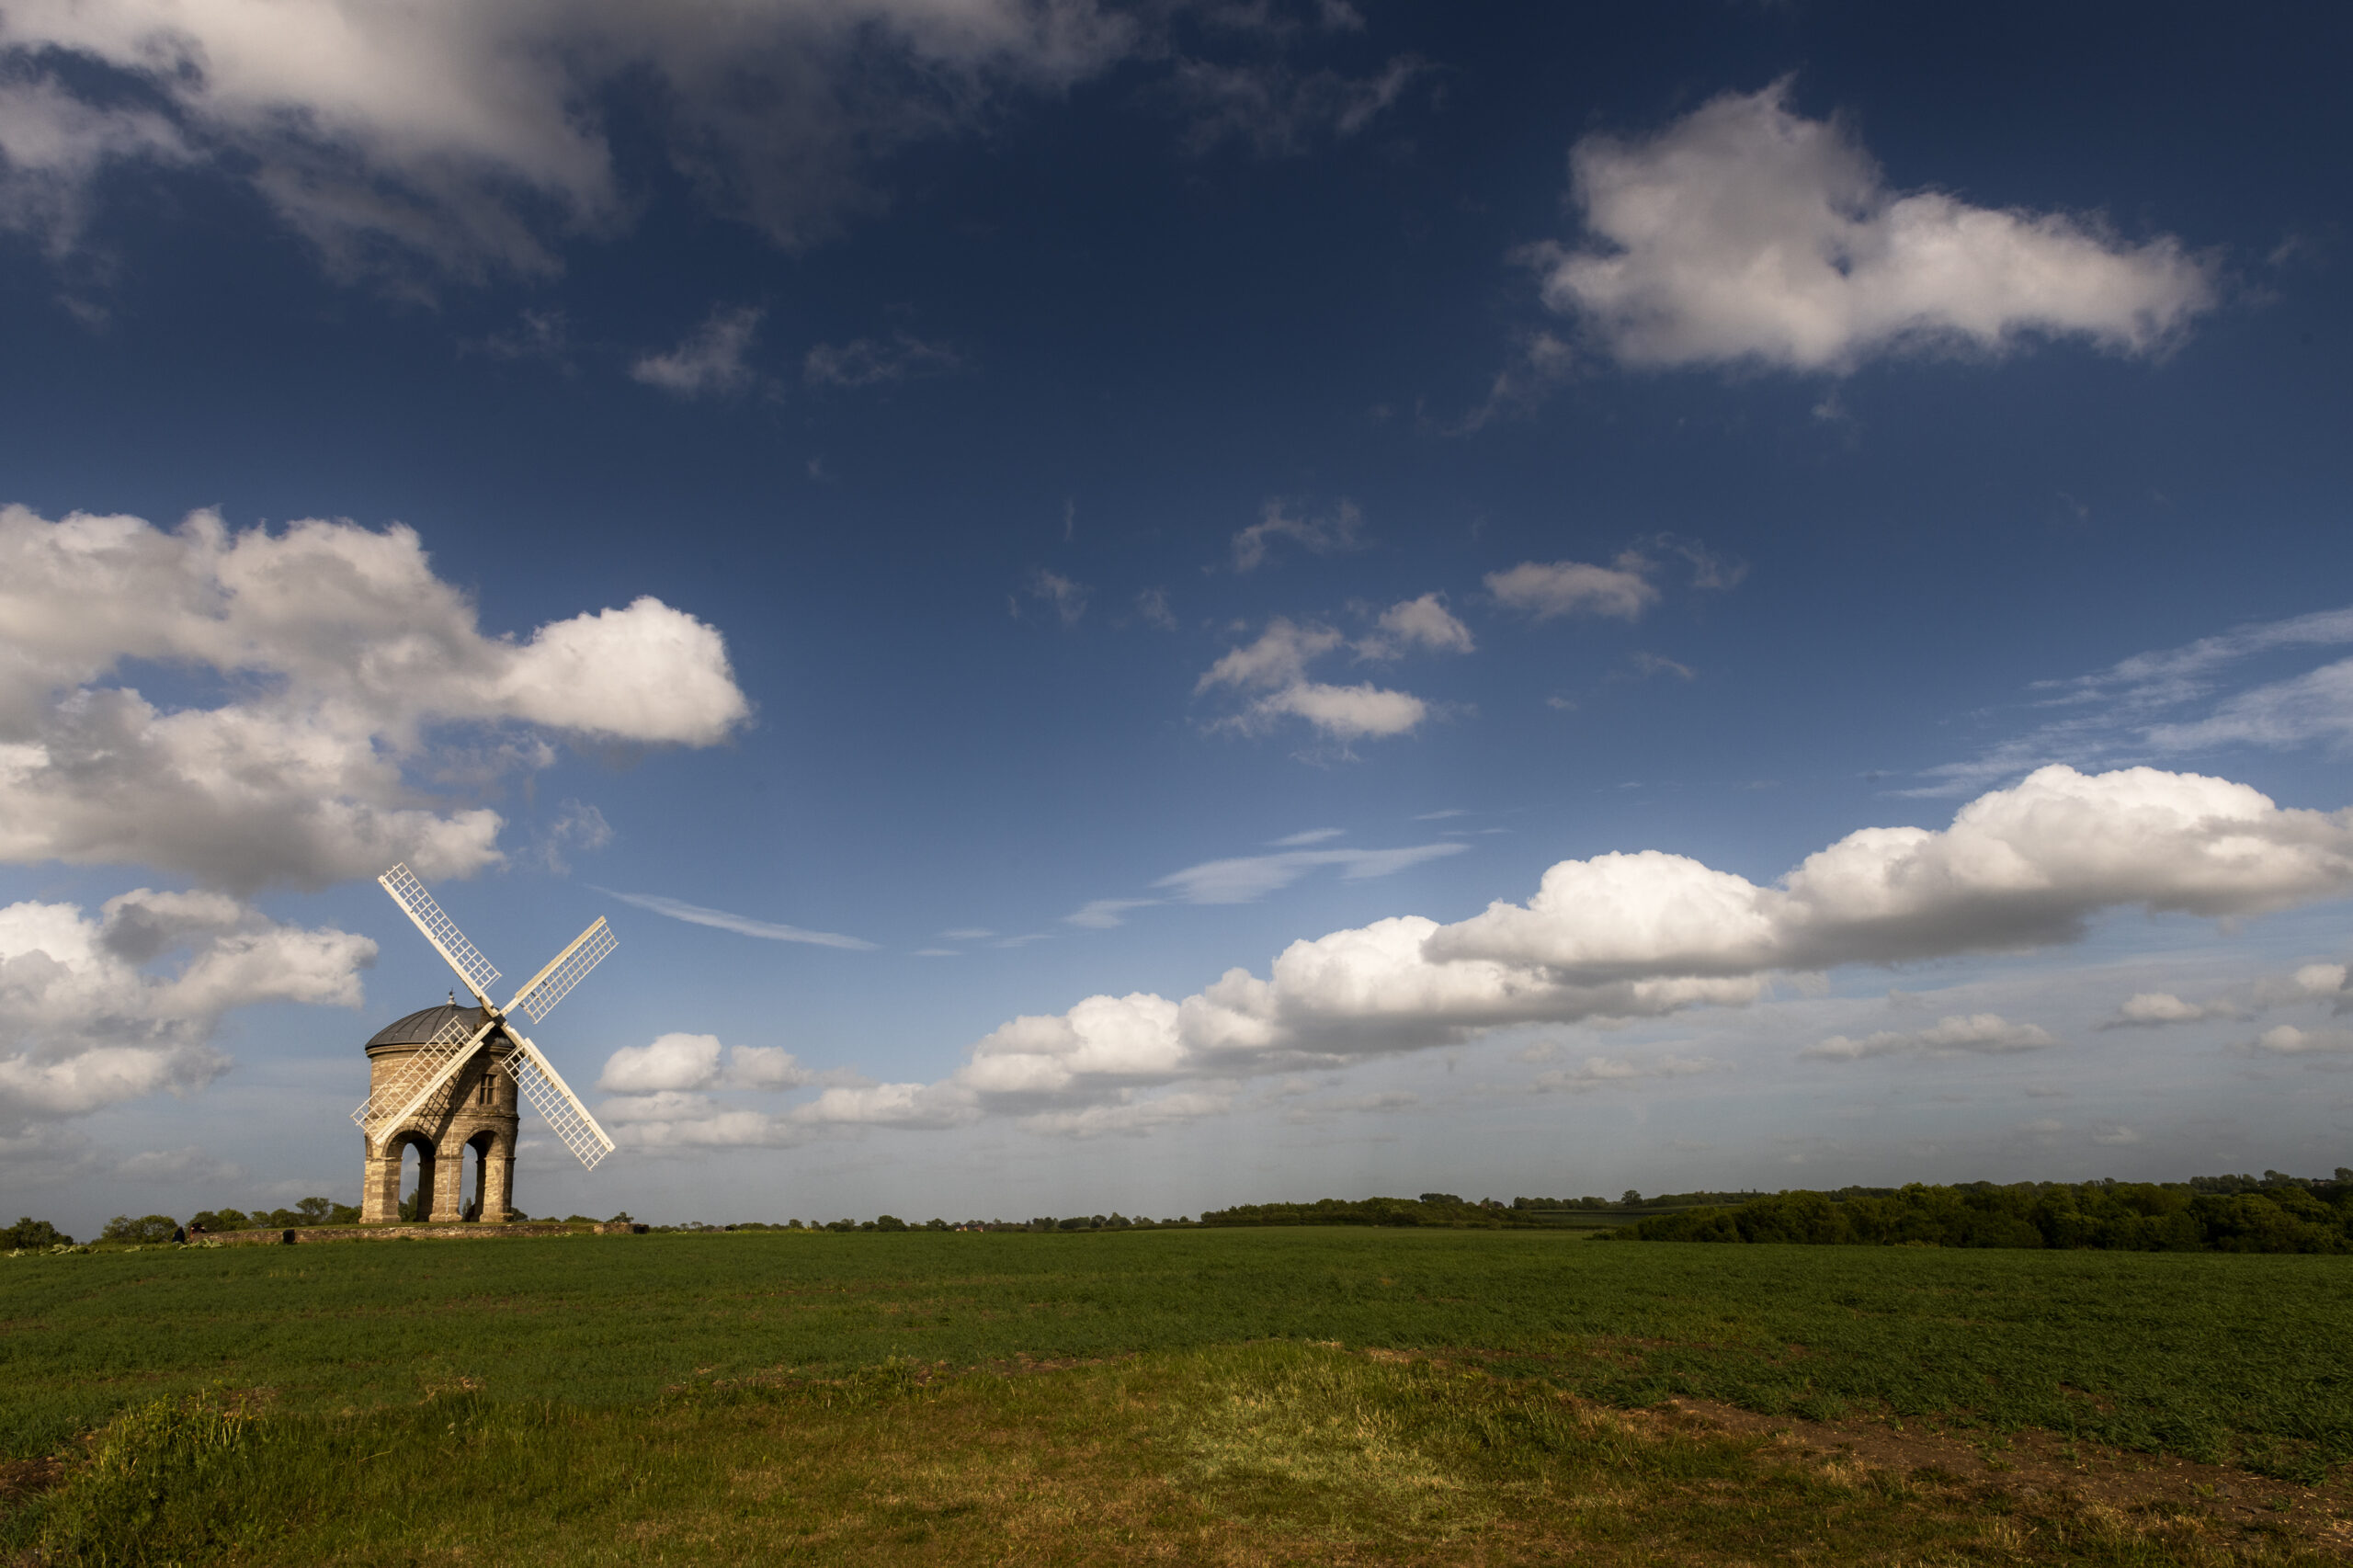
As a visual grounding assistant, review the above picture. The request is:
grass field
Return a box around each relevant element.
[6,1228,2350,1563]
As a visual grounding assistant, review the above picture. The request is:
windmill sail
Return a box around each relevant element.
[352,1010,494,1133]
[358,1013,502,1138]
[363,865,620,1173]
[380,863,502,1005]
[501,1035,618,1169]
[508,917,616,1024]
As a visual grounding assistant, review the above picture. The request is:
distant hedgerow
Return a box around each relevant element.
[1610,1177,2353,1253]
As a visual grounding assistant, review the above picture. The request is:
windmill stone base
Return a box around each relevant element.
[360,1004,522,1224]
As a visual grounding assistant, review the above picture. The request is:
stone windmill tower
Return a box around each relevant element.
[355,865,620,1224]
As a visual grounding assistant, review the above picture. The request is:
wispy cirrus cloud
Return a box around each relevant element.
[1531,1052,1721,1094]
[1229,498,1365,573]
[1154,841,1469,904]
[803,332,961,388]
[1052,835,1472,939]
[597,889,876,950]
[1904,604,2353,797]
[1064,898,1163,929]
[1169,54,1427,158]
[631,305,766,398]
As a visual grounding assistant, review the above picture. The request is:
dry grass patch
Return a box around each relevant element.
[9,1346,2350,1564]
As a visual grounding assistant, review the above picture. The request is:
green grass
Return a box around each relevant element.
[8,1228,2350,1471]
[12,1346,2343,1567]
[6,1228,2350,1563]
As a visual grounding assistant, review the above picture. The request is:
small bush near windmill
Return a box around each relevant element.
[188,1210,254,1233]
[3,1217,73,1248]
[99,1214,178,1244]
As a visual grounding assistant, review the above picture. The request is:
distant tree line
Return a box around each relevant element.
[727,1214,1190,1233]
[1195,1191,1756,1228]
[94,1198,367,1241]
[3,1217,74,1249]
[1611,1171,2353,1254]
[1206,1193,1529,1228]
[19,1170,2348,1253]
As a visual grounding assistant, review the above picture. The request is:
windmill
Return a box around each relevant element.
[353,864,619,1197]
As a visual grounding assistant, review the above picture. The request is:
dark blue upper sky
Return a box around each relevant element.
[2,0,2349,1230]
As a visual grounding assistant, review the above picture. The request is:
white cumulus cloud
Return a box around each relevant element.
[1486,557,1658,621]
[1524,81,2215,373]
[0,0,1144,279]
[597,1032,814,1094]
[0,890,373,1133]
[2109,992,2216,1027]
[1802,1013,2055,1062]
[1355,594,1474,660]
[2247,1024,2353,1056]
[1426,766,2353,976]
[1250,681,1427,741]
[1198,613,1451,744]
[0,506,750,891]
[794,764,2353,1136]
[2101,961,2347,1028]
[1198,619,1344,691]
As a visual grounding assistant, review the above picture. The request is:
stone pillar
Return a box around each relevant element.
[360,1137,402,1224]
[411,1142,438,1222]
[427,1135,466,1222]
[482,1134,516,1222]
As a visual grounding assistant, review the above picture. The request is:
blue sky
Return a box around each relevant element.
[3,1,2350,1233]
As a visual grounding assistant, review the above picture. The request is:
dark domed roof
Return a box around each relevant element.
[367,1003,490,1049]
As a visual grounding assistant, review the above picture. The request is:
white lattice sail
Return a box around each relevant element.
[510,917,616,1024]
[369,863,620,1174]
[503,1038,617,1169]
[380,863,501,1002]
[353,1011,490,1134]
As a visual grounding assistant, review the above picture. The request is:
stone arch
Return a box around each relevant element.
[459,1127,515,1221]
[358,1005,523,1224]
[362,1127,437,1225]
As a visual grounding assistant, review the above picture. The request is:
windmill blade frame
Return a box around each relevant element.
[353,1011,498,1137]
[366,863,620,1178]
[506,916,616,1025]
[380,863,502,1006]
[500,1034,617,1169]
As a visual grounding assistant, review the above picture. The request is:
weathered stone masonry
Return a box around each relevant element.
[358,1004,521,1224]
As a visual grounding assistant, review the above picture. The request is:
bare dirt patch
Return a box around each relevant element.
[0,1456,63,1506]
[1646,1394,2353,1557]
